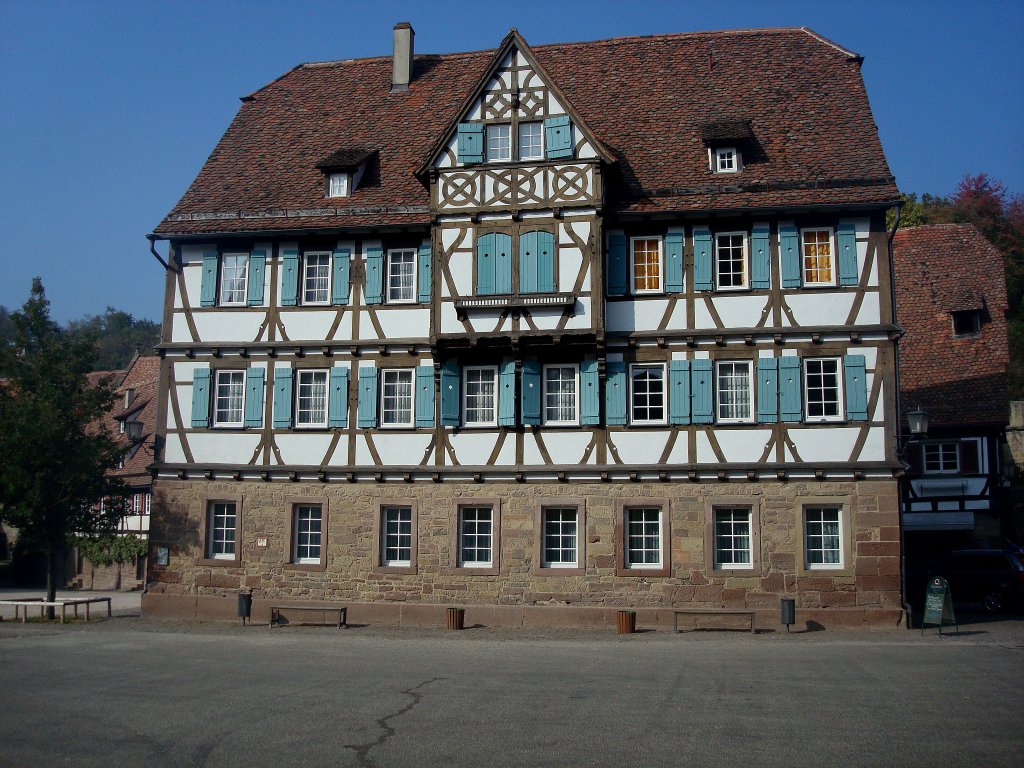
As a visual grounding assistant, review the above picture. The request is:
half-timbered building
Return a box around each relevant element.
[145,25,904,626]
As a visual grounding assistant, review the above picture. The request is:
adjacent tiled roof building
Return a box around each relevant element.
[894,224,1009,427]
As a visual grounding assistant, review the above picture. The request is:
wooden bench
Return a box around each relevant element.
[270,604,348,629]
[0,597,112,624]
[673,608,757,634]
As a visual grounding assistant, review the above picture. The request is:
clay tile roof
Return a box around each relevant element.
[96,356,161,485]
[316,147,378,171]
[893,224,1009,428]
[154,27,897,238]
[699,120,755,143]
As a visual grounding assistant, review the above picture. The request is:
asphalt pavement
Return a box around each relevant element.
[1,595,1022,767]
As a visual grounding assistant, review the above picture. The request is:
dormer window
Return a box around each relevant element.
[952,309,981,337]
[328,173,350,198]
[714,147,740,173]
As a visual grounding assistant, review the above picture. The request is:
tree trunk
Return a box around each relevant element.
[45,545,58,620]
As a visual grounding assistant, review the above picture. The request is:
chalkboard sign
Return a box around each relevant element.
[922,576,958,634]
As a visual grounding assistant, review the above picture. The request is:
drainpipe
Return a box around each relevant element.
[147,234,174,272]
[887,202,912,628]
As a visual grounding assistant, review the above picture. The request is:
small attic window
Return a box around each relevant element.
[952,309,981,337]
[713,147,740,173]
[328,173,350,198]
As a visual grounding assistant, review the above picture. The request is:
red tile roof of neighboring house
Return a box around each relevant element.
[155,27,897,238]
[893,224,1009,428]
[100,356,160,486]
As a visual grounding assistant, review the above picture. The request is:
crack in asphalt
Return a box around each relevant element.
[345,677,443,767]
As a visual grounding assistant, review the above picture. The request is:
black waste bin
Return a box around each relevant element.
[237,592,252,624]
[780,597,796,631]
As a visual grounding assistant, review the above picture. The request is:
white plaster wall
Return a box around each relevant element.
[274,434,335,466]
[440,305,466,334]
[188,433,263,465]
[328,313,354,341]
[538,431,594,465]
[709,295,771,329]
[788,428,860,462]
[176,264,202,310]
[375,308,431,341]
[448,250,474,298]
[715,429,775,463]
[857,427,886,461]
[854,292,881,325]
[370,433,434,466]
[606,300,668,333]
[282,311,338,342]
[611,431,670,465]
[449,431,507,466]
[163,435,187,464]
[558,246,583,291]
[785,293,855,328]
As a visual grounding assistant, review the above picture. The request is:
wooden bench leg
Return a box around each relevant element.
[85,603,91,622]
[107,599,112,618]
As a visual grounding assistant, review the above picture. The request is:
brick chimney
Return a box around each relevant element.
[391,22,414,92]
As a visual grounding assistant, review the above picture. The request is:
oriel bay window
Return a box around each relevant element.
[475,230,555,296]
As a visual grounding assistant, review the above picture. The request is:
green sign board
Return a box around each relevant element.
[922,576,958,634]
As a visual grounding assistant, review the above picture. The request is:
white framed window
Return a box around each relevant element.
[380,369,414,428]
[485,124,511,162]
[518,121,544,160]
[804,507,842,570]
[219,253,248,305]
[292,504,322,564]
[542,507,579,568]
[923,441,960,474]
[207,502,237,559]
[295,370,328,428]
[328,172,350,198]
[713,147,740,173]
[625,507,662,569]
[630,236,662,294]
[543,365,578,425]
[144,494,152,515]
[132,494,141,514]
[715,232,748,290]
[302,252,331,305]
[630,363,666,425]
[118,419,126,434]
[801,228,835,287]
[386,249,416,303]
[714,508,752,569]
[463,366,498,427]
[381,506,413,566]
[459,506,493,567]
[213,370,245,427]
[716,361,753,423]
[804,358,843,422]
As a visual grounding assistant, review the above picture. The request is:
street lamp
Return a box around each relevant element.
[905,406,929,438]
[125,420,144,443]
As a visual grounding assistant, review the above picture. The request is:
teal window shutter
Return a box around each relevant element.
[607,231,628,296]
[691,359,713,424]
[779,357,802,422]
[281,248,299,306]
[519,231,539,293]
[521,358,541,426]
[669,360,691,425]
[843,355,868,421]
[440,362,461,427]
[273,367,293,428]
[756,357,779,423]
[580,357,600,426]
[328,366,349,428]
[191,368,211,427]
[665,231,684,293]
[417,241,432,303]
[750,226,771,290]
[457,123,484,164]
[605,361,627,426]
[331,248,351,305]
[364,245,384,304]
[693,227,713,291]
[837,222,858,286]
[537,231,555,293]
[415,367,435,428]
[244,367,265,428]
[780,225,801,288]
[476,233,496,295]
[498,360,516,427]
[247,250,266,306]
[357,368,378,429]
[494,233,512,294]
[200,250,218,307]
[544,115,573,159]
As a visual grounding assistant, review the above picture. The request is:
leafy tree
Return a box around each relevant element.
[0,279,129,616]
[65,307,161,371]
[75,533,147,590]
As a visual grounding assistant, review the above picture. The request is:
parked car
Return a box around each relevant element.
[932,549,1024,613]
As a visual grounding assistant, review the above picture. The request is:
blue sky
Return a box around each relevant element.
[2,0,1022,323]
